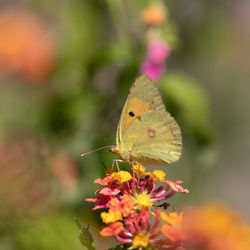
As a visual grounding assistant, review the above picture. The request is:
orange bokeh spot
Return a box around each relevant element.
[183,203,250,250]
[142,5,167,26]
[0,8,57,83]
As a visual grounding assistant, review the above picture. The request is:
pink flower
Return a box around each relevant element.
[140,40,171,81]
[148,40,170,64]
[140,59,166,81]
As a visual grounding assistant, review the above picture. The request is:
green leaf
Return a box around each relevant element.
[159,72,212,145]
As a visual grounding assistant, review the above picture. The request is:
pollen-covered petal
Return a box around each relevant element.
[132,164,146,174]
[101,210,122,224]
[135,193,153,208]
[152,170,166,181]
[111,171,132,183]
[132,234,149,248]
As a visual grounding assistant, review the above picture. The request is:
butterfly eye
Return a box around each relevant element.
[129,111,135,117]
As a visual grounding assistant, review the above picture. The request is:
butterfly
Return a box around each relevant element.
[82,74,182,166]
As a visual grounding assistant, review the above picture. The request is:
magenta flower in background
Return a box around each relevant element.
[140,40,171,81]
[148,40,170,64]
[140,59,166,82]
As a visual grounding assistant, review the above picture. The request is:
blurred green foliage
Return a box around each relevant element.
[160,72,212,145]
[14,213,81,250]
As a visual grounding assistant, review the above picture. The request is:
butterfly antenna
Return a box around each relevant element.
[81,145,113,157]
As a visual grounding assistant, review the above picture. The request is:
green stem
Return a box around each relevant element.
[105,0,130,44]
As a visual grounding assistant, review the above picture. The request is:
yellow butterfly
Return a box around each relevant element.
[82,74,182,166]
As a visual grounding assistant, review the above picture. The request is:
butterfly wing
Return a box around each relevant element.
[116,74,166,147]
[121,110,182,165]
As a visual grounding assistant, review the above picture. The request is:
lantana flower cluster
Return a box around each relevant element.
[86,165,189,249]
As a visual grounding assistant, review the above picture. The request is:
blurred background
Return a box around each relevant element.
[0,0,249,249]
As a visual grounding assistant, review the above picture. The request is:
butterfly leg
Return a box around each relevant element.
[112,159,123,171]
[111,159,119,169]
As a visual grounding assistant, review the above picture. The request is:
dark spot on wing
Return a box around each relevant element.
[137,116,141,121]
[129,111,135,117]
[148,128,156,138]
